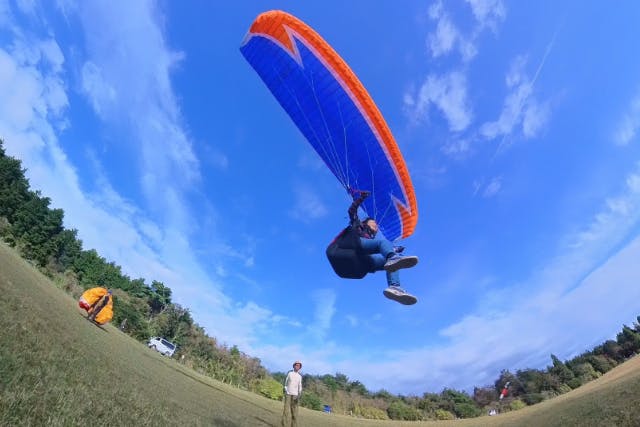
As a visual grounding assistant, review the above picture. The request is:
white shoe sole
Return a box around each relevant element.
[384,256,419,273]
[383,289,418,305]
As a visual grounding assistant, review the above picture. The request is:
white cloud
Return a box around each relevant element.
[522,100,550,138]
[427,7,459,58]
[80,61,116,118]
[404,71,472,132]
[0,36,67,159]
[614,90,640,146]
[465,0,506,32]
[480,55,550,142]
[425,0,504,63]
[426,0,477,62]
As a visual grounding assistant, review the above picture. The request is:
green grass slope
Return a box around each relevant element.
[1,242,639,426]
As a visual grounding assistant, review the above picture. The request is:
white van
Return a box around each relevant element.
[148,337,177,357]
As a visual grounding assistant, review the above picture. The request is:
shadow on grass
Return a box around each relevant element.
[78,312,108,332]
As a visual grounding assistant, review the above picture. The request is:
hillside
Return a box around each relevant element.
[1,242,639,426]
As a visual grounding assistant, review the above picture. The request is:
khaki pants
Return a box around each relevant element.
[281,394,299,427]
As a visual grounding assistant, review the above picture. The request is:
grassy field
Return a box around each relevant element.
[1,242,639,426]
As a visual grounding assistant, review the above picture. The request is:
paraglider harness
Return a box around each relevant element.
[88,293,111,322]
[326,225,375,279]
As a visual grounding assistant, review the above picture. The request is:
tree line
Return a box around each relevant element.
[2,139,639,421]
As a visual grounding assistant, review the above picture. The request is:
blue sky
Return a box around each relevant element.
[1,0,640,395]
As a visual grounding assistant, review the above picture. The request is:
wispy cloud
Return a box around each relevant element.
[426,0,504,62]
[427,2,476,61]
[308,288,337,341]
[567,164,640,254]
[481,55,550,145]
[405,0,507,151]
[289,183,329,222]
[76,1,199,219]
[484,26,558,156]
[474,177,504,198]
[0,17,69,185]
[465,0,506,32]
[404,71,472,132]
[345,314,359,327]
[614,89,640,146]
[441,138,472,157]
[482,176,502,197]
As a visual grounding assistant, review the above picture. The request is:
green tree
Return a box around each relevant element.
[347,380,369,396]
[151,304,193,344]
[10,193,64,266]
[598,340,625,362]
[440,389,481,418]
[473,386,497,407]
[321,374,338,394]
[0,143,30,226]
[549,354,575,389]
[51,228,83,272]
[149,280,172,314]
[373,389,393,401]
[586,353,616,374]
[495,370,522,397]
[112,294,150,340]
[617,325,640,358]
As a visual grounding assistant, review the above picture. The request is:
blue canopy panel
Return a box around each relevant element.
[240,11,417,241]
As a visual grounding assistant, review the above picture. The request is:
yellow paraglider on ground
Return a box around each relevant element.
[78,287,114,325]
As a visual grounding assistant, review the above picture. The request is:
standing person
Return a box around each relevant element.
[282,361,303,427]
[326,190,419,305]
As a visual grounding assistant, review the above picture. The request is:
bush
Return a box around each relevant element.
[522,393,545,405]
[300,391,322,411]
[510,399,527,411]
[257,377,283,400]
[387,401,422,421]
[454,402,482,418]
[567,377,583,389]
[351,404,388,420]
[435,409,455,420]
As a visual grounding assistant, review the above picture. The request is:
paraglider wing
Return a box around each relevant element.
[79,287,108,307]
[240,10,417,241]
[78,287,114,325]
[91,295,113,325]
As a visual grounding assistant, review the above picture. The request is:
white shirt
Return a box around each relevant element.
[284,370,303,396]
